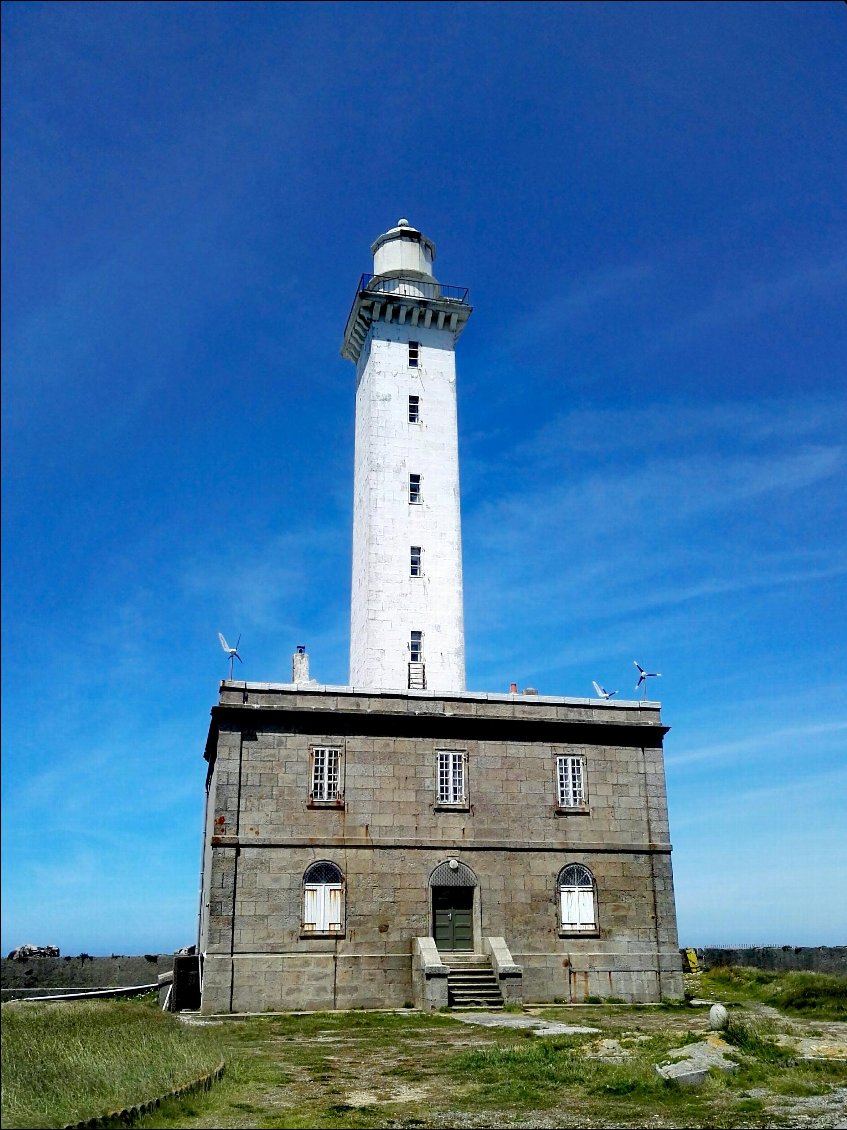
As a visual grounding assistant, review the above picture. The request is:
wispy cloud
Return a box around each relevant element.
[667,721,847,769]
[502,260,658,349]
[657,254,847,346]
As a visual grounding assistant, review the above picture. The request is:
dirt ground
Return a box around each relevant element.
[139,1001,847,1130]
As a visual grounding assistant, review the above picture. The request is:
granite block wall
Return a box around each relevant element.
[199,687,683,1011]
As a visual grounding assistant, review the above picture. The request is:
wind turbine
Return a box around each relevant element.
[634,661,661,700]
[218,633,243,680]
[592,681,618,700]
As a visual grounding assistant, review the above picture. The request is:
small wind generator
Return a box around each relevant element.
[218,633,243,679]
[591,681,618,700]
[633,661,661,700]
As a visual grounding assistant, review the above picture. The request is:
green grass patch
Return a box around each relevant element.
[701,966,847,1019]
[723,1013,793,1064]
[1,999,223,1129]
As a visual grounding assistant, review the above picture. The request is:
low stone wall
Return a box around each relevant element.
[1,955,173,1000]
[690,947,847,974]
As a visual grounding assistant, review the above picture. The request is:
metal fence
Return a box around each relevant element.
[358,273,470,304]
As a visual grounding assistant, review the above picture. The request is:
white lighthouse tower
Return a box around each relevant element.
[342,219,472,693]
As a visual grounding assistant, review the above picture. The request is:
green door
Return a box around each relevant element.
[432,886,473,951]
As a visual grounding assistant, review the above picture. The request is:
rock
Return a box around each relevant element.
[531,1022,601,1037]
[655,1059,712,1086]
[709,1003,729,1030]
[7,944,60,960]
[656,1036,738,1087]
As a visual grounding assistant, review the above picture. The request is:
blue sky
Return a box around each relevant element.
[2,0,845,955]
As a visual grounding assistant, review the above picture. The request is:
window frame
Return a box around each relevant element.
[408,394,421,423]
[408,340,420,368]
[308,745,345,808]
[435,748,469,811]
[557,863,598,936]
[410,545,422,577]
[301,860,345,937]
[409,473,422,504]
[554,754,589,814]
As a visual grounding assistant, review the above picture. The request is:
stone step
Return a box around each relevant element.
[453,989,508,998]
[446,961,504,1008]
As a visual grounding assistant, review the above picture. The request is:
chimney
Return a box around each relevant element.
[509,682,518,694]
[292,645,309,683]
[523,687,538,696]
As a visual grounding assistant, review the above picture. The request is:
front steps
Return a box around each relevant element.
[442,954,504,1009]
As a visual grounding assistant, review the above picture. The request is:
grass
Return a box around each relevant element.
[723,1013,794,1064]
[4,969,846,1129]
[701,966,847,1020]
[134,997,846,1129]
[1,997,223,1129]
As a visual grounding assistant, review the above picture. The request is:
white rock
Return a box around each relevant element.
[709,1003,729,1030]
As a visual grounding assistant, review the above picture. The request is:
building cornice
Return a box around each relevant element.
[209,835,672,854]
[341,277,473,363]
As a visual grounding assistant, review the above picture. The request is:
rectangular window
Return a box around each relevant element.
[410,546,422,577]
[556,755,586,808]
[408,341,419,367]
[408,395,420,423]
[437,750,466,805]
[410,630,423,663]
[311,746,342,802]
[409,473,421,504]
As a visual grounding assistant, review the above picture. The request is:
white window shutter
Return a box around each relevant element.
[577,888,595,928]
[327,886,342,930]
[561,888,578,928]
[304,885,320,929]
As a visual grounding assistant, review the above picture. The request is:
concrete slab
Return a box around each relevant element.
[655,1035,739,1087]
[453,1012,599,1036]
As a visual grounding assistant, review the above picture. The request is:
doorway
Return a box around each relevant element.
[432,886,474,951]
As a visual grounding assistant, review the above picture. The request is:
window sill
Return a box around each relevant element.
[558,928,599,938]
[307,798,346,810]
[299,930,345,940]
[555,806,590,816]
[433,803,470,813]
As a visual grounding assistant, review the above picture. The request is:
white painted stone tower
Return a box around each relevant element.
[342,220,472,692]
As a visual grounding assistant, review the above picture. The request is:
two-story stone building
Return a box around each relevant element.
[196,220,683,1012]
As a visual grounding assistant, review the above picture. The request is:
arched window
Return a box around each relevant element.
[302,861,344,934]
[557,864,597,933]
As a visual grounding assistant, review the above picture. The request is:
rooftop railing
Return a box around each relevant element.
[358,273,470,304]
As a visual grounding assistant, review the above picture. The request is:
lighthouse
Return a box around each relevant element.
[197,218,683,1016]
[342,220,472,693]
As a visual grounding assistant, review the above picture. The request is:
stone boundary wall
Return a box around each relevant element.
[1,955,173,999]
[689,947,847,974]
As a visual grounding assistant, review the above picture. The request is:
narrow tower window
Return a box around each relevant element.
[410,546,422,577]
[409,474,422,504]
[408,395,420,423]
[408,630,425,688]
[408,341,420,368]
